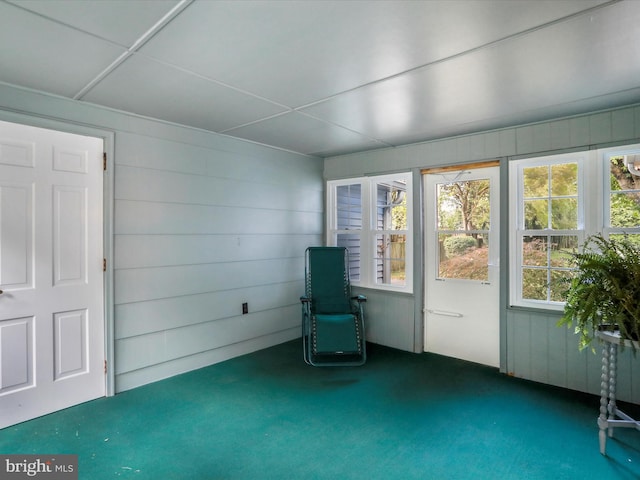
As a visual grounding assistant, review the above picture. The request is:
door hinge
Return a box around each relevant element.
[103,258,106,272]
[103,152,107,171]
[104,360,107,375]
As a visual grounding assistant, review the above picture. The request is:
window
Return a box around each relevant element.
[510,144,640,309]
[604,147,640,243]
[510,152,586,309]
[327,173,412,292]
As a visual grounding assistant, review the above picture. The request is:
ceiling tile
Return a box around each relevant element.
[140,0,608,108]
[224,112,386,156]
[7,0,181,47]
[0,2,127,98]
[82,54,287,132]
[301,1,640,147]
[376,89,640,149]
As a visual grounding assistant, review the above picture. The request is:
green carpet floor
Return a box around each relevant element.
[2,340,640,479]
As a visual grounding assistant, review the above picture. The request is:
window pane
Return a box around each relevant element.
[551,163,578,196]
[522,236,548,266]
[523,166,548,197]
[550,270,572,302]
[608,155,640,228]
[437,185,462,229]
[610,234,640,248]
[437,179,490,230]
[551,198,577,229]
[337,234,360,282]
[610,156,626,192]
[336,184,361,230]
[522,268,548,301]
[376,181,407,231]
[610,192,640,228]
[550,236,578,267]
[610,156,640,192]
[524,199,548,229]
[438,233,488,281]
[375,234,406,285]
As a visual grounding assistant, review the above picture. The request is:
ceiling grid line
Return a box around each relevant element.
[292,0,622,113]
[73,0,195,100]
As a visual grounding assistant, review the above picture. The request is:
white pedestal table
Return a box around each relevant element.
[597,330,640,455]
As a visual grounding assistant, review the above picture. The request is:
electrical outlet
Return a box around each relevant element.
[242,302,248,314]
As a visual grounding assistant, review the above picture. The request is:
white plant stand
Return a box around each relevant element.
[597,330,640,455]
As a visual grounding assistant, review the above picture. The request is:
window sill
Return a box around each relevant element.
[507,304,564,316]
[352,285,414,297]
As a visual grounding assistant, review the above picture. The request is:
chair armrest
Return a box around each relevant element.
[300,296,310,304]
[352,295,367,303]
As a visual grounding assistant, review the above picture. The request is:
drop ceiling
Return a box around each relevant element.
[1,0,639,157]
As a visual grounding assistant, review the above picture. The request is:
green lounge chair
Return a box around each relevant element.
[300,247,366,366]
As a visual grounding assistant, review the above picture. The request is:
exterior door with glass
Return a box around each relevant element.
[424,165,500,367]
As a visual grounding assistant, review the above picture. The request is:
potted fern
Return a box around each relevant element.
[559,234,640,351]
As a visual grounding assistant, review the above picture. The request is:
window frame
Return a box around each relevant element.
[327,172,413,293]
[509,151,589,310]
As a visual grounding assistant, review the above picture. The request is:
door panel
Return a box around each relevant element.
[0,138,34,168]
[53,185,87,285]
[53,309,88,380]
[0,183,33,288]
[0,317,34,394]
[424,166,500,367]
[53,146,88,174]
[0,120,104,428]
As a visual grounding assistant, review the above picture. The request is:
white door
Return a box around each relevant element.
[0,120,105,428]
[424,165,500,367]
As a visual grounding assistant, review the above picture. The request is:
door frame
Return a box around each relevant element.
[0,110,115,397]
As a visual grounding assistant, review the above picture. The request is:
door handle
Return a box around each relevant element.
[427,309,463,318]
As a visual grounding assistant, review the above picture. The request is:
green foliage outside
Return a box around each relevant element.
[438,244,488,280]
[436,179,491,280]
[437,179,489,231]
[391,191,407,231]
[443,235,477,256]
[520,236,576,302]
[610,157,640,228]
[523,163,577,230]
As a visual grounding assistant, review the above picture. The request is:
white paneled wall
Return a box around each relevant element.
[0,83,323,394]
[113,132,322,391]
[325,104,640,402]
